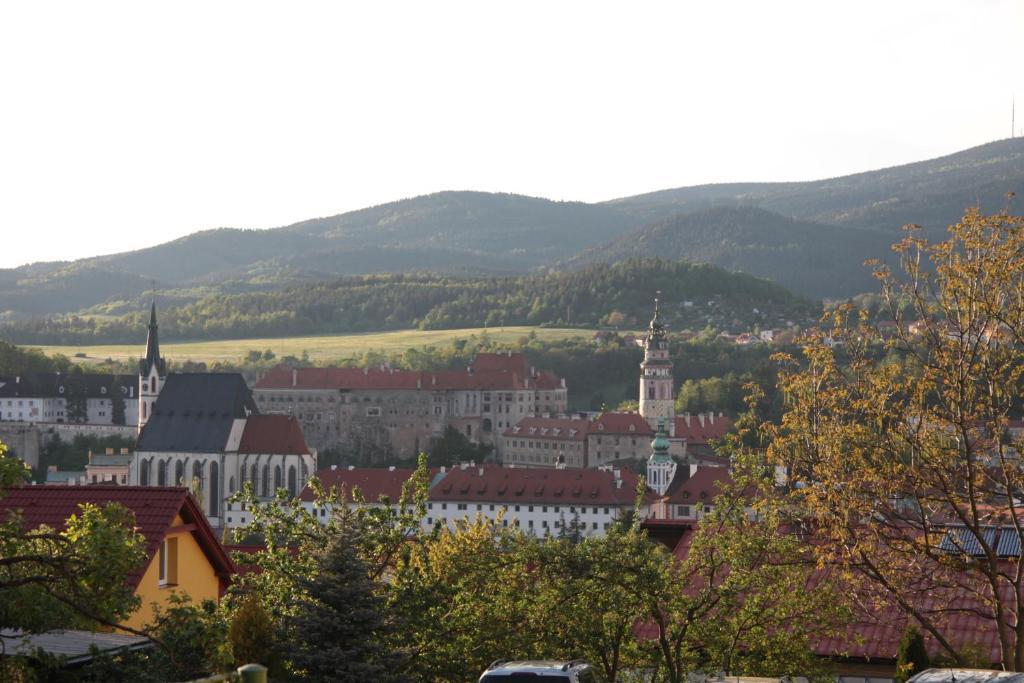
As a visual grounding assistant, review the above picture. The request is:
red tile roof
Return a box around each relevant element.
[238,414,310,455]
[503,417,590,441]
[663,466,732,504]
[0,486,234,590]
[470,352,529,375]
[591,412,654,436]
[640,520,1009,666]
[301,466,419,504]
[673,413,733,445]
[256,360,564,393]
[430,465,646,506]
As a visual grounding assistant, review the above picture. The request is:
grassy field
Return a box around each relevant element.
[33,327,596,364]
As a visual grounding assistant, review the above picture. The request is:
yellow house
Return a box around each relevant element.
[0,485,235,630]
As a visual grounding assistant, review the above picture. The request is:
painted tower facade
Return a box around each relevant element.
[639,296,675,432]
[138,302,167,433]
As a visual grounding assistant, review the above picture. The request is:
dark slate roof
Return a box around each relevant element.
[137,373,257,453]
[0,373,137,399]
[139,302,167,377]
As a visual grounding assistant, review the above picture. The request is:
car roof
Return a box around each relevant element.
[486,660,590,673]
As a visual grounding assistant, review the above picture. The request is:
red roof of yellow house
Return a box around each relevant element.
[0,486,235,591]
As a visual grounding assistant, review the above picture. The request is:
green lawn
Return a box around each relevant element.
[34,327,596,364]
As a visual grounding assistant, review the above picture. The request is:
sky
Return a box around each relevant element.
[1,0,1022,268]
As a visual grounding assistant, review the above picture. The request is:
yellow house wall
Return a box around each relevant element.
[124,514,222,630]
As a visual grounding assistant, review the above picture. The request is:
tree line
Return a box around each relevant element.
[0,259,819,345]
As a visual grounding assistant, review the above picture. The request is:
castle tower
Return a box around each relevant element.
[138,302,167,433]
[639,294,675,431]
[647,417,676,496]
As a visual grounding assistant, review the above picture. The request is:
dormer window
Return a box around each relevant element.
[598,424,604,431]
[629,424,635,432]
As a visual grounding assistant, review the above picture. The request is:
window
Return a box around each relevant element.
[139,459,150,486]
[288,465,297,497]
[175,461,185,486]
[157,460,167,486]
[274,465,283,492]
[209,463,220,517]
[677,505,691,517]
[158,537,178,586]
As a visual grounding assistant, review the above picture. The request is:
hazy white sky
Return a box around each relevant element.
[1,0,1021,268]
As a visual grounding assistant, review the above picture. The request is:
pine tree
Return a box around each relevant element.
[286,533,398,682]
[895,626,930,683]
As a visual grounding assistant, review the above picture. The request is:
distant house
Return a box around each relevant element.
[0,486,235,630]
[0,373,137,425]
[501,415,590,468]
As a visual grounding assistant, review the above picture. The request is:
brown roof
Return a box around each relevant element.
[663,466,732,504]
[470,352,529,375]
[673,413,733,445]
[255,364,562,392]
[430,465,647,506]
[301,466,419,503]
[503,416,590,441]
[640,520,1010,666]
[591,412,654,436]
[0,486,235,590]
[238,414,310,455]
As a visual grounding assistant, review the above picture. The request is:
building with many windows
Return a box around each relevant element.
[500,416,589,468]
[0,373,137,425]
[252,352,567,458]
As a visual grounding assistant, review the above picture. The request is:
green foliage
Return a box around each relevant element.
[1,259,818,345]
[144,595,229,682]
[287,529,399,682]
[34,434,135,482]
[227,593,280,674]
[427,425,492,467]
[895,626,930,683]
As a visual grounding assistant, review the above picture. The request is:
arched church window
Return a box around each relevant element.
[261,465,270,497]
[157,460,167,486]
[209,463,219,517]
[175,461,184,486]
[287,465,297,498]
[192,461,204,488]
[139,459,150,486]
[301,463,308,483]
[229,476,236,494]
[274,465,283,492]
[250,464,258,490]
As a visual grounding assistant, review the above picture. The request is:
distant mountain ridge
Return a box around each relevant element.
[2,137,1022,320]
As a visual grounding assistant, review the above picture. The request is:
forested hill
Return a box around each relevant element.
[570,206,897,299]
[606,137,1024,237]
[2,137,1021,318]
[0,260,820,345]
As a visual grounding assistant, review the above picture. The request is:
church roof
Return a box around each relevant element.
[139,303,166,377]
[137,373,256,453]
[238,414,310,455]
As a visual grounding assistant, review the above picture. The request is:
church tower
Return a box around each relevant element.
[138,302,167,433]
[647,417,676,496]
[639,294,675,432]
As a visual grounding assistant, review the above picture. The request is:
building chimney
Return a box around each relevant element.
[292,368,298,387]
[478,467,484,476]
[684,412,691,427]
[48,465,57,472]
[105,447,114,455]
[389,466,396,472]
[87,450,93,464]
[120,447,129,455]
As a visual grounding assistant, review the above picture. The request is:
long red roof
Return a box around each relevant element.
[591,412,654,436]
[255,363,564,392]
[430,465,648,506]
[301,466,419,504]
[238,414,310,455]
[503,416,590,441]
[673,413,733,445]
[0,486,235,590]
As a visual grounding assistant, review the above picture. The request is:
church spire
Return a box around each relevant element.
[141,300,164,377]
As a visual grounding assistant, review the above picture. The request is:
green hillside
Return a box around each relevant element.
[570,206,897,298]
[0,260,819,345]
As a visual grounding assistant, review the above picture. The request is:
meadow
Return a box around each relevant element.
[33,326,595,365]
